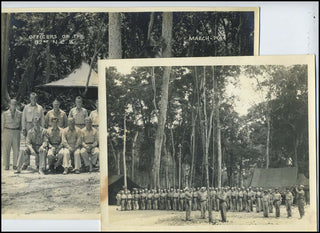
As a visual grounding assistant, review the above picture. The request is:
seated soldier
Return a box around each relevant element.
[60,117,82,174]
[15,117,47,174]
[80,117,99,172]
[45,117,64,173]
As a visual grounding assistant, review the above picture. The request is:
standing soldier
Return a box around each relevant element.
[147,190,153,210]
[80,117,99,172]
[285,188,293,218]
[45,99,68,129]
[120,190,126,211]
[199,187,208,219]
[196,187,201,211]
[126,190,132,211]
[212,188,217,211]
[216,188,228,222]
[159,189,165,210]
[226,187,232,210]
[15,117,47,174]
[134,189,140,210]
[185,187,192,221]
[260,187,264,212]
[68,96,88,129]
[2,99,22,170]
[262,190,270,217]
[140,189,146,210]
[116,191,121,206]
[90,100,99,130]
[60,117,82,174]
[256,188,262,213]
[153,189,159,210]
[167,189,172,210]
[173,189,179,211]
[269,189,274,213]
[238,188,243,212]
[180,189,185,211]
[243,187,247,211]
[45,117,64,173]
[192,188,198,211]
[247,188,253,212]
[273,188,282,218]
[295,185,305,219]
[163,189,168,210]
[231,187,237,212]
[22,92,45,138]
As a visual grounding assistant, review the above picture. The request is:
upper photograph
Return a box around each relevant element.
[1,7,259,219]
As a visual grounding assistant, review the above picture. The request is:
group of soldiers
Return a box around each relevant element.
[2,92,99,175]
[115,185,306,222]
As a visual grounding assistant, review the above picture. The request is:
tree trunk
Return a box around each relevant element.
[170,127,176,188]
[217,95,222,188]
[1,13,11,108]
[190,111,196,188]
[132,132,138,180]
[108,13,122,59]
[266,113,270,168]
[294,135,299,168]
[123,114,127,188]
[211,66,216,187]
[153,12,172,189]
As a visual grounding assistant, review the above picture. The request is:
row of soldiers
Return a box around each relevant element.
[1,93,99,175]
[116,185,306,222]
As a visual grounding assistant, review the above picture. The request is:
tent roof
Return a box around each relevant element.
[42,62,98,88]
[250,167,304,189]
[297,173,309,187]
[108,175,124,186]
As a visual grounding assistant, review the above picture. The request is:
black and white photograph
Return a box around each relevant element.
[99,56,316,231]
[1,7,259,219]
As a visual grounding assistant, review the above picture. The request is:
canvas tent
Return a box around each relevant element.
[42,62,98,88]
[108,175,141,205]
[250,167,309,190]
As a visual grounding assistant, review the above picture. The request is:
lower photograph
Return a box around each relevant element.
[99,55,317,231]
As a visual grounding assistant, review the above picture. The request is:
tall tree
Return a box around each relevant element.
[153,12,173,188]
[108,13,122,59]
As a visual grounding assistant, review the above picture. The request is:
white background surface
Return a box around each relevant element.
[1,1,319,232]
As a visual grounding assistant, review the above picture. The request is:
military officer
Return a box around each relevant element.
[147,190,153,210]
[126,190,133,211]
[173,189,179,211]
[153,189,160,210]
[192,188,198,211]
[134,189,140,210]
[15,117,47,174]
[268,189,274,213]
[116,191,121,206]
[184,187,192,221]
[273,188,282,218]
[22,92,45,137]
[68,96,88,129]
[247,188,253,212]
[256,187,262,213]
[238,188,244,212]
[45,117,64,173]
[216,188,227,222]
[45,99,68,128]
[285,187,293,218]
[262,190,270,217]
[199,187,207,219]
[2,99,22,170]
[295,185,305,219]
[120,190,126,211]
[80,117,99,172]
[60,117,82,174]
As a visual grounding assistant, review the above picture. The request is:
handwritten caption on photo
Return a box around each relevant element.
[28,33,84,45]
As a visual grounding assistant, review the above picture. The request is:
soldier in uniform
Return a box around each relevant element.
[173,189,179,211]
[80,117,99,172]
[247,188,253,212]
[45,99,67,128]
[126,190,132,211]
[273,188,282,218]
[89,100,99,130]
[285,187,293,218]
[180,189,186,211]
[120,190,126,211]
[226,187,232,210]
[68,96,88,129]
[60,117,82,174]
[256,187,262,213]
[199,187,207,219]
[196,187,201,211]
[184,187,192,221]
[2,99,22,170]
[238,188,243,212]
[163,189,168,210]
[147,190,153,210]
[140,189,146,210]
[159,189,164,210]
[231,187,237,212]
[295,185,305,218]
[242,187,247,211]
[152,189,158,210]
[167,188,173,210]
[210,187,216,211]
[134,189,140,210]
[216,188,228,222]
[192,188,198,211]
[268,189,274,213]
[262,190,270,217]
[22,92,45,138]
[116,191,121,206]
[15,117,47,174]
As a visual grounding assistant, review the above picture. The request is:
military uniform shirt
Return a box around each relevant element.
[81,127,99,148]
[46,127,63,146]
[45,109,68,128]
[26,127,46,148]
[68,107,88,126]
[1,109,22,130]
[62,126,82,150]
[285,192,293,200]
[22,103,45,130]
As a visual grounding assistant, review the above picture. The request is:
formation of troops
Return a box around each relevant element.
[115,185,306,222]
[2,93,99,175]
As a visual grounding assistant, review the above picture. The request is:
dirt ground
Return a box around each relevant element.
[1,148,100,217]
[107,204,314,228]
